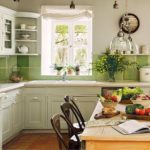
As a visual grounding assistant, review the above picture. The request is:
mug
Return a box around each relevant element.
[141,45,149,54]
[20,24,26,29]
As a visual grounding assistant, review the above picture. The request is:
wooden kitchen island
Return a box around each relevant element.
[81,102,150,150]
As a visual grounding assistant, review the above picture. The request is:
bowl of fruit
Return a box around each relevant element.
[99,94,122,109]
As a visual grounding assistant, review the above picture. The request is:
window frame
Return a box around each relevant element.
[41,17,92,76]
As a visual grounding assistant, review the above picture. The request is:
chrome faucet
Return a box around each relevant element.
[62,71,67,81]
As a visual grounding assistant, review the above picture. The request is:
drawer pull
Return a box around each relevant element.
[33,97,38,100]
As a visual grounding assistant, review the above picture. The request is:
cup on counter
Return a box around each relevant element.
[140,45,149,54]
[20,24,26,29]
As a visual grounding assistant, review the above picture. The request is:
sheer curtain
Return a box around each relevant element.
[41,5,93,20]
[41,5,93,75]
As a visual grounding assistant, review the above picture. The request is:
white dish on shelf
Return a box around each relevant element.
[27,26,36,30]
[21,34,30,39]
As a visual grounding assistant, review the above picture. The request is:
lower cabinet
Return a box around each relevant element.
[48,98,66,129]
[24,94,47,129]
[74,96,97,121]
[12,96,23,135]
[47,87,100,130]
[2,100,12,142]
[2,89,22,143]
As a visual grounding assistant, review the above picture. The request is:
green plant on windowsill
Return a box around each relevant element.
[66,65,74,75]
[93,48,137,82]
[54,64,64,75]
[74,65,80,75]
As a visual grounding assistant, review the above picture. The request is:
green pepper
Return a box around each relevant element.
[125,104,144,114]
[133,104,144,109]
[126,105,135,114]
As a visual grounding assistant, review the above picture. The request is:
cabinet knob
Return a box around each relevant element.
[33,97,38,100]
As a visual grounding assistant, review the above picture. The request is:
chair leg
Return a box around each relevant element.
[81,140,85,150]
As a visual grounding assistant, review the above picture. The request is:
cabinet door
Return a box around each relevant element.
[24,95,46,129]
[74,96,97,122]
[0,14,3,52]
[12,95,23,135]
[2,14,15,54]
[48,97,67,129]
[2,102,12,142]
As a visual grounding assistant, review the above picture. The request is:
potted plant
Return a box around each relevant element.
[93,49,136,81]
[74,65,80,75]
[67,65,74,75]
[54,64,63,75]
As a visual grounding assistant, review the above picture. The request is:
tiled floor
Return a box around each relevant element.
[3,133,60,150]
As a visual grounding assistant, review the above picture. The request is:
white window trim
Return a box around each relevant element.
[41,6,93,76]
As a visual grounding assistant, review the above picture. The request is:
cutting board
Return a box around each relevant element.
[94,111,120,120]
[119,99,133,104]
[126,114,150,121]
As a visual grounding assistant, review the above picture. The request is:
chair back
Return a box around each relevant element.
[61,102,84,134]
[51,114,80,150]
[64,96,85,127]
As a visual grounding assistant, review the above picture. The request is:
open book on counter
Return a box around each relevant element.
[113,120,150,135]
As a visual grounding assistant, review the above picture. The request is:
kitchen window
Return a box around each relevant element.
[41,6,92,76]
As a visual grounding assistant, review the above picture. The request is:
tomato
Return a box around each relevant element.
[135,108,146,115]
[111,95,118,102]
[145,108,150,115]
[135,108,141,115]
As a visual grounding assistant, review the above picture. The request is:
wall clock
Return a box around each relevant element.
[119,13,140,34]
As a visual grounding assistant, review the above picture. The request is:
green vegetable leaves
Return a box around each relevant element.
[122,87,143,100]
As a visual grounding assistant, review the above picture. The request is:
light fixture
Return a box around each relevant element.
[70,0,75,9]
[110,0,138,54]
[113,1,119,9]
[13,0,20,2]
[110,23,131,54]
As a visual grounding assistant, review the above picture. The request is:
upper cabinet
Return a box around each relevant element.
[0,6,40,56]
[0,6,15,55]
[15,12,40,55]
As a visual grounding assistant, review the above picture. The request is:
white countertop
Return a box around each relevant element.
[0,82,25,93]
[24,80,150,88]
[0,80,150,92]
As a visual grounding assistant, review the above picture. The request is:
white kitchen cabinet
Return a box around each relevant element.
[47,87,99,129]
[2,97,12,142]
[48,98,66,129]
[24,94,47,129]
[0,6,15,55]
[12,94,23,135]
[15,12,40,55]
[73,96,97,121]
[22,86,99,130]
[2,89,22,143]
[0,93,5,149]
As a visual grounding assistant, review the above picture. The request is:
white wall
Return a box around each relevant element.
[1,0,150,54]
[93,0,150,54]
[0,0,18,10]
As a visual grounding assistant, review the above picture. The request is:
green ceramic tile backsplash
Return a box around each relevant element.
[0,56,17,82]
[0,55,150,82]
[137,56,149,66]
[17,56,29,67]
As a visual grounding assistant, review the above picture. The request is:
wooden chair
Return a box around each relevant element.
[64,96,85,128]
[61,102,84,136]
[51,114,81,150]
